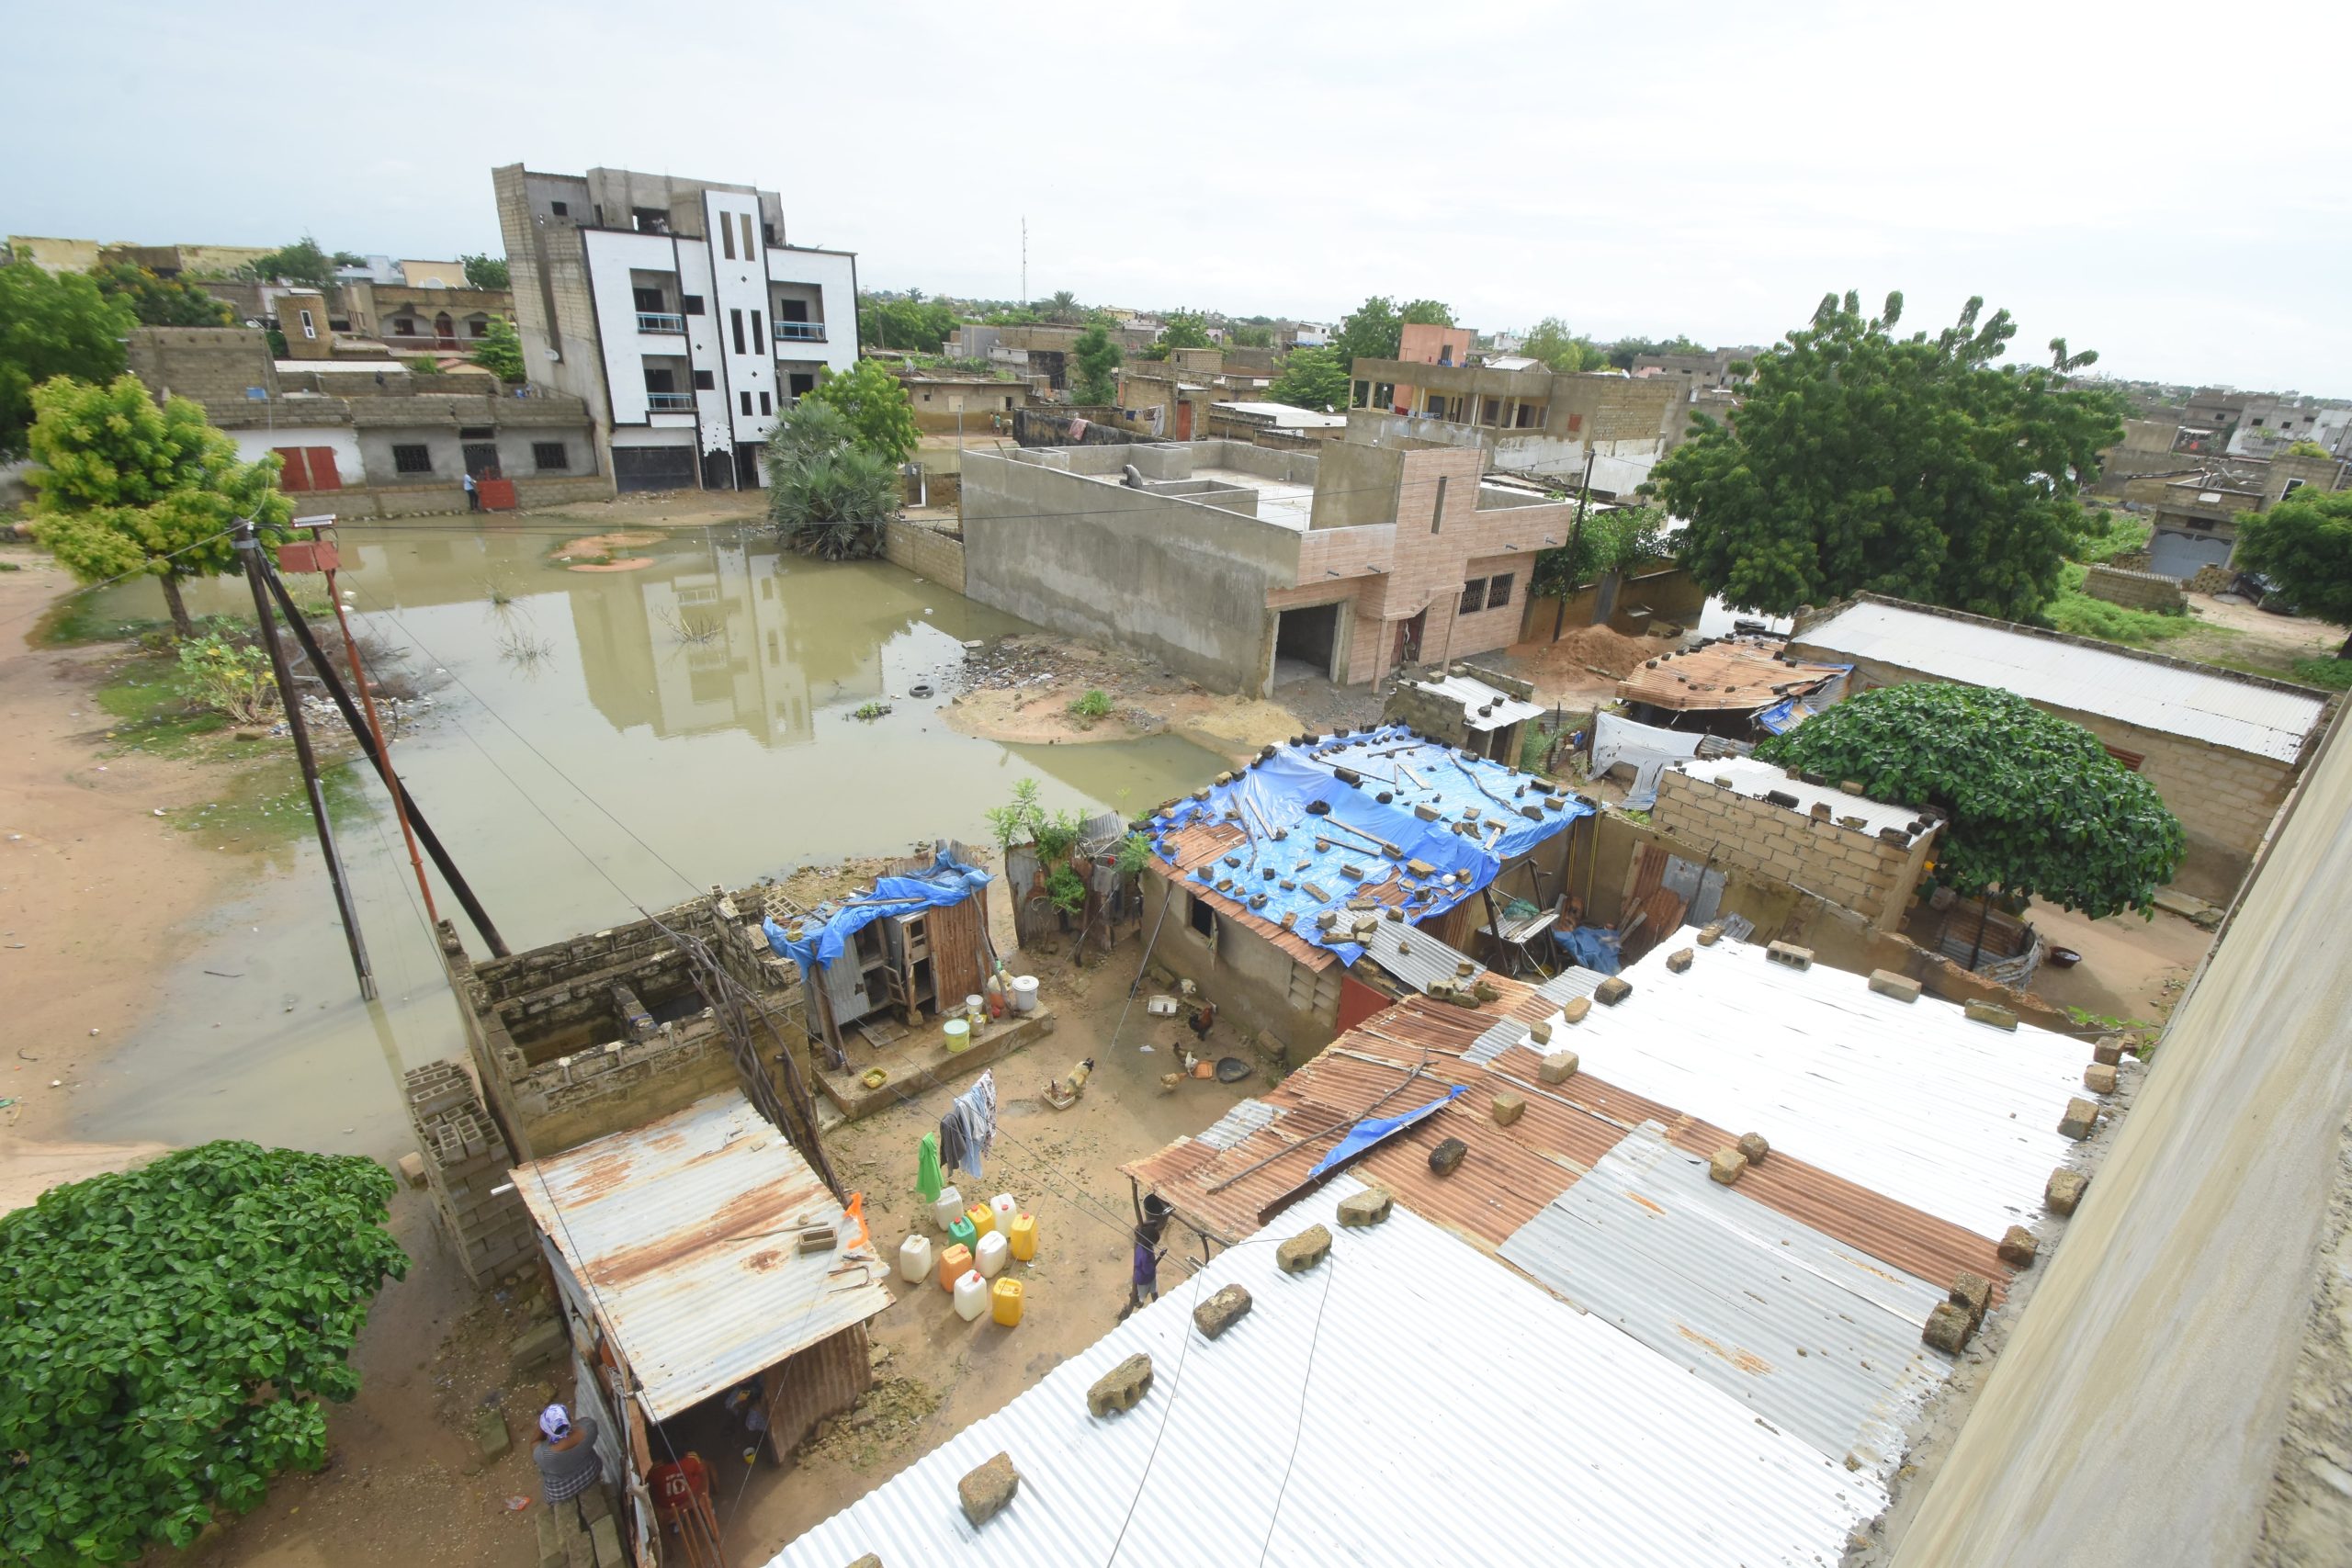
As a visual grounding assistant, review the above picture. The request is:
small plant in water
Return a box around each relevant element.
[1067,687,1114,726]
[498,629,555,665]
[852,700,891,721]
[175,633,275,722]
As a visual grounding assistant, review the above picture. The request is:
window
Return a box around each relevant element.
[2253,417,2266,427]
[740,390,753,416]
[458,425,493,440]
[775,298,809,322]
[1430,474,1447,534]
[631,208,668,235]
[391,444,432,474]
[644,367,675,393]
[550,200,568,217]
[532,442,569,471]
[298,308,316,340]
[787,372,816,400]
[393,316,415,335]
[1188,893,1216,940]
[682,294,705,315]
[750,310,763,354]
[758,390,772,415]
[1487,573,1513,608]
[693,369,715,390]
[739,213,755,259]
[632,286,664,313]
[1460,578,1487,614]
[762,220,778,247]
[720,219,736,260]
[730,309,746,354]
[1004,396,1014,411]
[2282,478,2307,497]
[2102,744,2144,772]
[468,318,489,337]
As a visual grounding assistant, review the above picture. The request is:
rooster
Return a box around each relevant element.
[1041,1056,1096,1111]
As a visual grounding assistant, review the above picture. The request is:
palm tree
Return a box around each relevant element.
[1046,289,1080,323]
[765,402,899,560]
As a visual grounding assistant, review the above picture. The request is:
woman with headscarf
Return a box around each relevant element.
[532,1404,605,1529]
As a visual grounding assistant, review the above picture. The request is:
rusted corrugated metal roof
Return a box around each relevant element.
[513,1092,893,1422]
[1619,638,1848,713]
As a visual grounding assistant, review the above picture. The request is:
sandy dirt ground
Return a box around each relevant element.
[0,549,239,1181]
[1492,623,1664,710]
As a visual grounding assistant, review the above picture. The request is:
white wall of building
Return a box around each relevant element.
[222,425,366,486]
[583,228,686,427]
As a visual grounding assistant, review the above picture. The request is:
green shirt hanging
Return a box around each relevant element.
[917,1130,943,1202]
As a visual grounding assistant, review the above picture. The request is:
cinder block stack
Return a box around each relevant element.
[404,1059,535,1286]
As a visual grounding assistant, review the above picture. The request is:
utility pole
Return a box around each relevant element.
[235,519,374,1000]
[1021,216,1027,309]
[1553,446,1600,643]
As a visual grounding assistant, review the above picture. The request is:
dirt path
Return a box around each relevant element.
[0,548,245,1179]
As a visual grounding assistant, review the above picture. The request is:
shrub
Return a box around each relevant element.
[1067,688,1113,724]
[1046,862,1088,914]
[175,632,276,721]
[2290,656,2352,691]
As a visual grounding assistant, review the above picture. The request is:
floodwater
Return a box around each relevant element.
[67,520,1222,1159]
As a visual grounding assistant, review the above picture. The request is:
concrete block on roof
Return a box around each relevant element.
[1949,1271,1994,1329]
[958,1450,1023,1525]
[1337,1188,1393,1228]
[1594,977,1632,1007]
[1490,1091,1527,1127]
[1923,1302,1974,1354]
[2093,1035,2126,1066]
[1736,1132,1769,1166]
[2085,1062,2119,1094]
[2046,1168,2089,1216]
[1708,1147,1747,1185]
[1194,1284,1253,1340]
[1277,1224,1332,1274]
[1765,942,1814,971]
[1561,996,1592,1024]
[1964,1000,2018,1031]
[1997,1225,2040,1269]
[1539,1050,1580,1085]
[1428,1136,1467,1176]
[1868,969,1921,1003]
[1696,922,1724,946]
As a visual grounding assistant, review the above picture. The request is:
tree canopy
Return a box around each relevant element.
[1398,299,1455,327]
[2234,488,2352,655]
[1070,323,1122,405]
[0,1141,406,1566]
[859,292,960,353]
[1266,345,1350,413]
[28,375,290,636]
[1528,504,1673,600]
[1521,317,1605,374]
[1159,310,1211,350]
[236,237,356,289]
[1606,333,1708,369]
[459,253,510,290]
[766,400,898,560]
[1225,323,1273,348]
[469,317,525,382]
[1332,296,1404,367]
[1042,289,1082,323]
[1650,290,2123,622]
[1754,683,2186,918]
[0,263,135,459]
[91,263,235,328]
[801,357,920,466]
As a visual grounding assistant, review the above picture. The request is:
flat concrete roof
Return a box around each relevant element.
[1194,466,1313,529]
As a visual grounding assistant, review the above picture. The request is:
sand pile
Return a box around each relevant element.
[1507,624,1655,681]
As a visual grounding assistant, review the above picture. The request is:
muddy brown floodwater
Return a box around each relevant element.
[54,519,1227,1164]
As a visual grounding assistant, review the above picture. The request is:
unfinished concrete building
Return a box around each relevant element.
[1342,355,1688,493]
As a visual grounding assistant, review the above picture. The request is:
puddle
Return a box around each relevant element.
[68,521,1223,1158]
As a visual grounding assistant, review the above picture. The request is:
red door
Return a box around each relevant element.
[302,446,341,491]
[273,446,311,491]
[1175,400,1193,441]
[272,447,342,492]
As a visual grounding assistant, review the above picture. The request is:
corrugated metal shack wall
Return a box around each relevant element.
[1004,846,1061,947]
[927,886,989,1008]
[765,1323,873,1457]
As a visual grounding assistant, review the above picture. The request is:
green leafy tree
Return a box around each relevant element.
[859,293,960,353]
[1755,684,2186,918]
[0,1141,406,1566]
[1606,333,1708,369]
[459,253,510,290]
[241,236,341,289]
[1159,310,1212,351]
[1071,323,1123,405]
[1529,504,1673,600]
[1043,289,1081,323]
[765,400,899,559]
[469,316,526,382]
[27,375,291,637]
[1266,345,1351,412]
[1226,323,1273,348]
[0,263,135,459]
[802,357,921,465]
[1651,290,2122,622]
[1521,317,1604,374]
[2234,489,2352,656]
[1332,295,1404,367]
[90,263,236,328]
[1398,299,1455,327]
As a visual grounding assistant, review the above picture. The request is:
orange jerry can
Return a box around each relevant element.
[937,1242,973,1292]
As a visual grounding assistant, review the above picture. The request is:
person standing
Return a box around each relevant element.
[462,468,480,512]
[1118,1227,1166,1322]
[532,1404,605,1529]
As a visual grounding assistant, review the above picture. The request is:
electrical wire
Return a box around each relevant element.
[1254,1240,1339,1568]
[0,519,249,632]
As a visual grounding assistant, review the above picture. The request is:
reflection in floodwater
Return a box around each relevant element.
[70,522,1224,1158]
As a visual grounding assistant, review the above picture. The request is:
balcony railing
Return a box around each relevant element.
[773,320,827,343]
[646,391,695,411]
[637,311,685,334]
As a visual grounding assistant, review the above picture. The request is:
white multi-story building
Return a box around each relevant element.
[492,164,859,492]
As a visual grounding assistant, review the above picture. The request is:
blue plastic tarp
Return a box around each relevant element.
[1307,1087,1465,1179]
[1553,923,1623,976]
[763,851,990,970]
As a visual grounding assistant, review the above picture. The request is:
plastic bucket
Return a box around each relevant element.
[944,1018,972,1053]
[1011,976,1040,1013]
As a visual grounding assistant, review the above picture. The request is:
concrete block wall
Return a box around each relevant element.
[403,1059,534,1285]
[1652,769,1935,931]
[884,520,967,592]
[2085,564,2187,612]
[507,1019,743,1158]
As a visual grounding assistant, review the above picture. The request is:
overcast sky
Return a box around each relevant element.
[8,0,2346,393]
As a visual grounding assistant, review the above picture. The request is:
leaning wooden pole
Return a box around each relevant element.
[236,520,375,1000]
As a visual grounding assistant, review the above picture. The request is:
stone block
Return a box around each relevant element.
[1561,996,1592,1024]
[590,1517,623,1568]
[1922,1302,1973,1354]
[1765,942,1813,971]
[1538,1050,1579,1085]
[2045,1168,2088,1216]
[2084,1062,2119,1094]
[2059,1098,2099,1140]
[1708,1147,1747,1185]
[1736,1132,1769,1166]
[1949,1271,1994,1328]
[958,1451,1021,1527]
[398,1151,428,1189]
[1664,947,1694,974]
[1867,969,1921,1003]
[1193,1284,1253,1340]
[1428,1136,1467,1176]
[1337,1188,1392,1228]
[1277,1224,1332,1274]
[2092,1036,2125,1067]
[1593,977,1632,1007]
[1527,1019,1552,1046]
[1490,1091,1526,1127]
[509,1318,565,1371]
[535,1508,562,1568]
[1087,1355,1154,1417]
[1963,1000,2018,1031]
[473,1407,509,1463]
[1997,1225,2039,1269]
[1695,922,1724,946]
[846,1557,883,1568]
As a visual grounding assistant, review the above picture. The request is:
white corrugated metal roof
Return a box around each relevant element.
[1548,941,2093,1243]
[1677,756,1922,839]
[1353,912,1485,993]
[1796,600,2325,762]
[1500,1122,1953,1483]
[1407,671,1548,731]
[1210,400,1348,428]
[513,1092,891,1422]
[767,1175,1881,1568]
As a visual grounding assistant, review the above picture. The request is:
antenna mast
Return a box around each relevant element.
[1021,215,1027,307]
